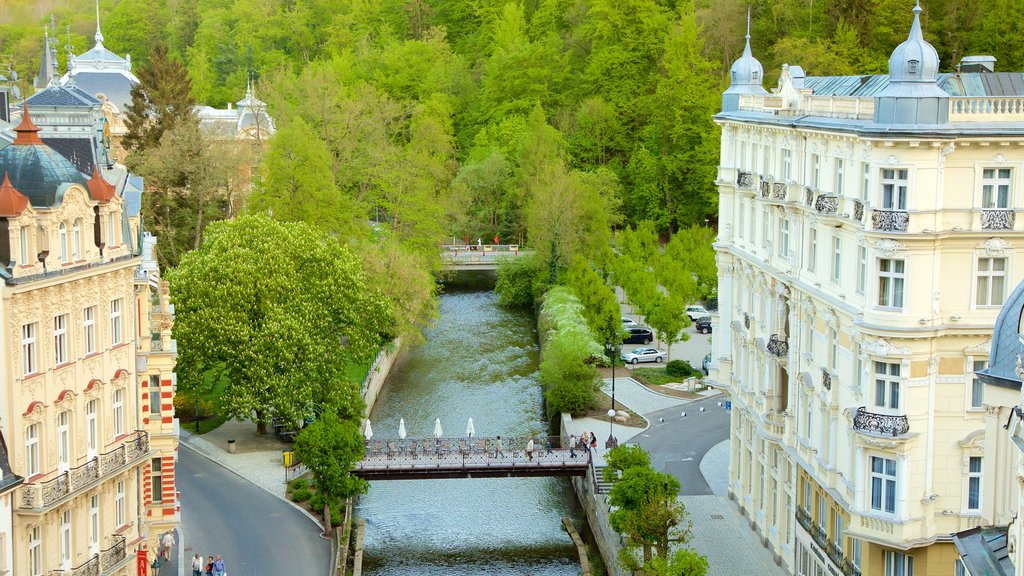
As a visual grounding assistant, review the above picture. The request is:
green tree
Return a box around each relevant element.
[568,257,622,347]
[540,331,599,416]
[123,44,195,158]
[603,443,651,482]
[169,216,392,433]
[495,253,546,307]
[293,411,368,535]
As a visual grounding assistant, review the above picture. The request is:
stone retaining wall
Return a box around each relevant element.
[362,338,402,414]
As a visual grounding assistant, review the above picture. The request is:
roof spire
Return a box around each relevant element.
[743,6,753,57]
[13,103,43,146]
[94,0,104,46]
[908,0,923,42]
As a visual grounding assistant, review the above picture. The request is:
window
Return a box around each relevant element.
[874,361,902,410]
[150,375,161,415]
[850,538,862,570]
[862,163,871,201]
[72,220,81,261]
[857,247,867,294]
[982,168,1012,208]
[807,227,817,272]
[60,509,71,566]
[762,211,770,249]
[25,424,39,477]
[956,559,967,576]
[871,456,898,514]
[115,480,126,527]
[971,360,988,409]
[86,399,97,457]
[83,306,95,355]
[806,395,813,437]
[832,508,843,544]
[881,168,908,210]
[836,158,845,195]
[779,218,790,257]
[831,235,842,283]
[28,526,41,576]
[884,550,913,576]
[830,329,838,371]
[107,212,116,246]
[89,495,99,550]
[112,388,124,437]
[22,322,36,376]
[878,259,905,308]
[19,226,28,265]
[783,149,792,181]
[907,60,919,73]
[812,154,821,189]
[967,456,982,511]
[54,314,68,365]
[152,458,163,503]
[763,146,771,176]
[976,257,1007,306]
[58,222,68,263]
[57,410,69,472]
[110,299,122,345]
[739,202,746,240]
[817,493,826,527]
[803,479,812,511]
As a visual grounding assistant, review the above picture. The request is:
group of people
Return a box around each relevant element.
[568,431,598,458]
[192,553,226,576]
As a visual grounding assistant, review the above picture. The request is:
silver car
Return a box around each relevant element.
[620,347,665,364]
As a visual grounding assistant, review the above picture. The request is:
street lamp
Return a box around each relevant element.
[604,340,619,449]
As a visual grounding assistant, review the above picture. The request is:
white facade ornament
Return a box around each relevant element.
[886,154,900,165]
[928,356,939,375]
[823,308,838,328]
[874,238,907,257]
[775,282,790,297]
[995,153,1007,164]
[1016,355,1024,380]
[863,338,912,357]
[964,340,992,355]
[983,237,1012,256]
[932,291,941,316]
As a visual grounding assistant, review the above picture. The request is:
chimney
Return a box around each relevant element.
[960,55,996,73]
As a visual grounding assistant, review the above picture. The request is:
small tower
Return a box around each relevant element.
[33,31,58,91]
[874,1,948,125]
[722,8,767,113]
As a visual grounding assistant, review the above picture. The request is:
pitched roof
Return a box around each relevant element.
[86,166,116,202]
[0,172,30,216]
[953,527,1013,576]
[43,138,97,175]
[64,71,136,114]
[26,84,102,107]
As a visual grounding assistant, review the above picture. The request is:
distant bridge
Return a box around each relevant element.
[441,245,533,271]
[353,436,590,480]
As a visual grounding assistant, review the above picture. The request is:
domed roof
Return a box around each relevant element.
[888,2,940,83]
[0,106,88,208]
[728,16,765,90]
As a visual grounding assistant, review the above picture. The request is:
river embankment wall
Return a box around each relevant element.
[362,338,403,414]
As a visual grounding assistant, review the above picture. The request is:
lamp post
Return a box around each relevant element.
[605,340,619,449]
[195,397,200,433]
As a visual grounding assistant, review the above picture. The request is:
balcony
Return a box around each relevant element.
[20,431,149,512]
[760,180,770,198]
[767,334,788,357]
[815,194,839,216]
[853,200,864,222]
[743,313,751,331]
[772,182,787,201]
[737,171,754,189]
[796,507,861,576]
[852,407,909,436]
[981,209,1015,230]
[804,187,814,207]
[100,535,127,572]
[871,209,909,232]
[821,368,832,391]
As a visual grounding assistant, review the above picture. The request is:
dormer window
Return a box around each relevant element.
[907,60,919,74]
[752,70,760,81]
[72,219,82,261]
[58,222,68,264]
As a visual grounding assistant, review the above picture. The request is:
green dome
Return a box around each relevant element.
[0,144,88,208]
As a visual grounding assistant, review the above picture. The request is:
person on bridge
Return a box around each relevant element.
[545,439,553,455]
[495,435,505,458]
[526,437,535,461]
[569,434,577,458]
[493,234,500,244]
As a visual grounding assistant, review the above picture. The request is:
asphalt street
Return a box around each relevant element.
[632,395,730,495]
[178,446,331,576]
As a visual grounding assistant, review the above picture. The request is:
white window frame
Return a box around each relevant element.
[975,257,1007,307]
[829,328,838,371]
[783,149,793,181]
[19,225,28,265]
[54,314,68,365]
[966,456,982,511]
[836,158,845,195]
[107,212,117,247]
[89,495,99,553]
[150,375,161,416]
[779,217,790,257]
[152,458,163,503]
[83,306,95,355]
[60,509,71,567]
[880,168,908,210]
[738,201,746,240]
[877,258,905,309]
[25,423,39,477]
[884,550,913,576]
[115,480,126,527]
[762,211,770,249]
[857,246,867,294]
[807,227,817,272]
[870,455,898,515]
[981,167,1012,209]
[57,410,70,473]
[831,234,842,284]
[110,299,122,345]
[812,154,821,189]
[86,399,97,458]
[874,361,902,411]
[28,525,41,576]
[970,359,987,410]
[112,388,124,437]
[22,322,37,376]
[862,163,870,201]
[58,222,68,263]
[72,219,81,261]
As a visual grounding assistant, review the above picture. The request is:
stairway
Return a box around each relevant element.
[592,465,615,495]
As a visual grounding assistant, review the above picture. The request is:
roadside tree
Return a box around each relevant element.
[293,411,368,535]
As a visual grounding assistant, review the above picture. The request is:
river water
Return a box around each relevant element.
[356,285,586,576]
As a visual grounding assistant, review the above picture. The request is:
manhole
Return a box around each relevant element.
[709,514,725,520]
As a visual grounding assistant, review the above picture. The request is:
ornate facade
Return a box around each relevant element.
[709,4,1024,575]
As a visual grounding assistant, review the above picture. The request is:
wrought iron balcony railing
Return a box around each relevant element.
[796,506,812,531]
[853,200,864,222]
[871,209,909,232]
[100,535,126,572]
[821,368,832,390]
[760,180,770,198]
[737,171,753,189]
[767,334,789,357]
[815,194,838,215]
[981,209,1015,230]
[804,187,814,207]
[852,407,909,436]
[21,431,149,510]
[772,182,787,200]
[743,313,751,330]
[795,507,860,576]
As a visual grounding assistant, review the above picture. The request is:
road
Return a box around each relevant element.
[178,446,331,576]
[632,395,729,495]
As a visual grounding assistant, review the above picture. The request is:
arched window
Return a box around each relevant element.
[58,223,68,263]
[72,220,81,261]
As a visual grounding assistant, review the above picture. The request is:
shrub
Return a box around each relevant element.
[290,488,312,502]
[289,478,309,491]
[495,255,545,307]
[172,391,215,421]
[665,360,699,378]
[540,331,599,416]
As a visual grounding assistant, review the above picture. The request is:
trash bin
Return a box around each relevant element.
[283,450,293,467]
[227,439,236,454]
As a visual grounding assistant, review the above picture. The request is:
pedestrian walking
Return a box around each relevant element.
[213,555,225,576]
[590,433,598,450]
[526,437,535,462]
[205,556,214,576]
[192,554,203,576]
[545,439,553,455]
[161,531,175,561]
[495,435,505,458]
[477,237,482,247]
[569,434,577,458]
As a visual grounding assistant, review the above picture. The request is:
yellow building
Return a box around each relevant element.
[0,105,176,575]
[709,5,1024,575]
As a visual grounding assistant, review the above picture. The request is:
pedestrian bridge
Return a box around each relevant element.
[353,436,591,480]
[441,245,533,271]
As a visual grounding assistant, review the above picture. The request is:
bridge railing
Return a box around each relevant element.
[355,435,591,471]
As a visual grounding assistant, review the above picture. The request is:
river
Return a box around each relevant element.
[356,285,587,576]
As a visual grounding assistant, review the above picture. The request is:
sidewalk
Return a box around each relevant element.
[179,419,293,499]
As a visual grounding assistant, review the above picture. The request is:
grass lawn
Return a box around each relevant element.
[585,391,647,428]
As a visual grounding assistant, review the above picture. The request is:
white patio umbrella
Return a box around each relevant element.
[466,418,475,438]
[364,419,373,440]
[398,418,407,440]
[434,418,444,439]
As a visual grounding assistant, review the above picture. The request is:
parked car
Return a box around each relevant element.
[702,353,711,375]
[622,317,639,328]
[623,327,654,344]
[686,305,709,321]
[695,316,713,334]
[621,347,665,364]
